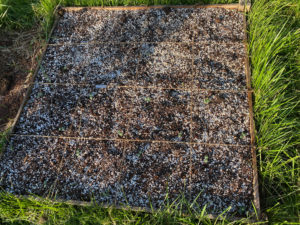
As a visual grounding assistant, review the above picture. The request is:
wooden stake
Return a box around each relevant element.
[239,0,251,11]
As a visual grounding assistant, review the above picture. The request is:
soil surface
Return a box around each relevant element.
[0,7,255,216]
[0,29,42,130]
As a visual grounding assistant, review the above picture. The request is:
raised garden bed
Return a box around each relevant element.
[0,5,259,218]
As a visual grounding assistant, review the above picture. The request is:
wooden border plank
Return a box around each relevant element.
[249,92,260,219]
[8,18,60,135]
[17,194,258,222]
[243,11,261,219]
[63,4,250,12]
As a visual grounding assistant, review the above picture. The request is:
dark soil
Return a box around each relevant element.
[14,84,82,136]
[193,41,247,90]
[0,136,254,215]
[192,91,250,144]
[0,29,42,130]
[0,7,255,216]
[190,144,253,215]
[136,43,193,88]
[50,7,244,44]
[0,136,65,195]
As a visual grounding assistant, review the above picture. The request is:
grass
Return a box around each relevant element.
[0,0,37,29]
[0,192,255,225]
[0,0,299,224]
[248,0,299,223]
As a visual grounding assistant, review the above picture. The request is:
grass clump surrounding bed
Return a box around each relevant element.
[0,192,249,224]
[0,0,37,29]
[0,0,299,224]
[249,0,299,223]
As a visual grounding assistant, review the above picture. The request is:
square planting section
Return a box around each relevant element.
[55,139,124,203]
[14,84,81,136]
[0,6,259,217]
[136,43,193,88]
[0,136,66,195]
[120,142,190,208]
[113,87,191,141]
[190,144,254,215]
[36,45,89,84]
[84,43,140,86]
[191,91,251,145]
[193,41,247,90]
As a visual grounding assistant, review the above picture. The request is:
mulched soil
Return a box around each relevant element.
[0,7,255,216]
[0,136,65,195]
[193,42,247,90]
[50,8,244,43]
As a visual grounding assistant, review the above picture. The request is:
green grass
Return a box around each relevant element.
[0,192,256,225]
[248,0,300,223]
[0,0,299,224]
[0,0,37,29]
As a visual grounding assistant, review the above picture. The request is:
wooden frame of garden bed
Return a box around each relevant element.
[61,2,250,12]
[2,3,260,222]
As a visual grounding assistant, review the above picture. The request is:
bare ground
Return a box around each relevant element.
[0,28,43,131]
